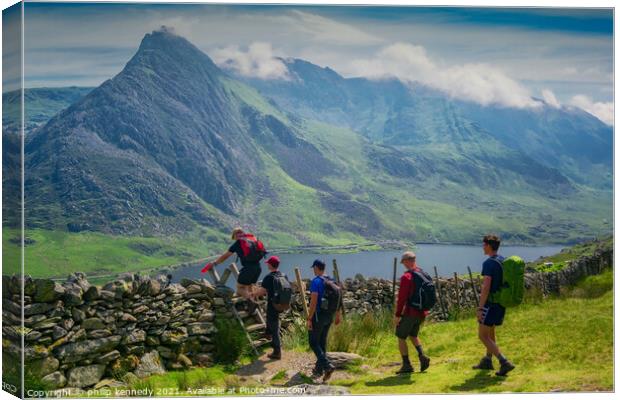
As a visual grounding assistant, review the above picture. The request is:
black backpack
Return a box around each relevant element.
[319,276,342,315]
[406,269,437,311]
[271,272,292,312]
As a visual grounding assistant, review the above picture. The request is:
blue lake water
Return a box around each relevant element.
[170,244,565,284]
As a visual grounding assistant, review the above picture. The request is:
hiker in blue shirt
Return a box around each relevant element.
[307,259,341,382]
[474,234,515,376]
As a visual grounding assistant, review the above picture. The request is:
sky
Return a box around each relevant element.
[2,2,614,125]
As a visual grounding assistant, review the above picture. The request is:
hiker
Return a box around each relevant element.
[393,251,431,374]
[201,227,266,312]
[307,259,341,382]
[255,255,292,360]
[474,234,515,376]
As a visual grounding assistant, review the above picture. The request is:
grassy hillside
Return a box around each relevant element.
[325,269,613,393]
[527,235,612,272]
[2,228,228,279]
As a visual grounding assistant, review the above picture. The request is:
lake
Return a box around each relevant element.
[169,243,565,284]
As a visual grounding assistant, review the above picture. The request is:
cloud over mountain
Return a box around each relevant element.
[542,89,561,108]
[569,95,614,126]
[349,42,540,109]
[212,42,290,80]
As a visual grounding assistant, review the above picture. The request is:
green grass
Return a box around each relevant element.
[2,228,228,279]
[325,268,613,393]
[528,235,612,272]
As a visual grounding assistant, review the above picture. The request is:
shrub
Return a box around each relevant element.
[213,318,250,365]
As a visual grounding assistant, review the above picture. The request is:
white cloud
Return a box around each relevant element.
[284,10,383,46]
[350,42,540,109]
[211,42,290,80]
[569,95,614,126]
[541,89,561,108]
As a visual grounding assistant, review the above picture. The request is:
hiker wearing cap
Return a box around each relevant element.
[307,259,342,382]
[474,234,515,376]
[394,251,431,374]
[255,256,292,360]
[201,227,267,313]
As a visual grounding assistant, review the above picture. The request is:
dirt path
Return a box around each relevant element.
[234,351,357,387]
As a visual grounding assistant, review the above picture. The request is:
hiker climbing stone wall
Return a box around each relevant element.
[1,273,262,392]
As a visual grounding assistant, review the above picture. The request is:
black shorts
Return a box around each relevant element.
[237,264,261,285]
[481,303,505,327]
[395,315,425,339]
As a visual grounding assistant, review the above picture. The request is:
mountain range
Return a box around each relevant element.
[3,29,613,248]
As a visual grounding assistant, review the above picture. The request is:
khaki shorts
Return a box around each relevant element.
[395,315,424,339]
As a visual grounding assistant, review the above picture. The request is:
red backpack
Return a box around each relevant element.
[238,234,266,262]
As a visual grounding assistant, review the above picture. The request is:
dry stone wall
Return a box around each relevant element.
[286,246,613,321]
[2,273,262,392]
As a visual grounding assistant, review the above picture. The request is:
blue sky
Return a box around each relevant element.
[2,2,614,124]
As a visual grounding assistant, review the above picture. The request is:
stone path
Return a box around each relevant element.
[235,350,358,387]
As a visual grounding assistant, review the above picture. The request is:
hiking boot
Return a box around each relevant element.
[322,365,336,382]
[310,367,323,379]
[396,363,414,374]
[495,360,515,376]
[472,356,494,370]
[268,350,281,360]
[419,355,431,372]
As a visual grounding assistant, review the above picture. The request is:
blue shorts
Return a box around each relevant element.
[481,303,505,327]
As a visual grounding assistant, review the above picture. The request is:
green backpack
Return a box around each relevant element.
[488,255,525,308]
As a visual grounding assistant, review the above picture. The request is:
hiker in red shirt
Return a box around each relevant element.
[393,251,431,374]
[201,227,266,314]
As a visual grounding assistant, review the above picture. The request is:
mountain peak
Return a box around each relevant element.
[123,28,221,79]
[139,26,191,51]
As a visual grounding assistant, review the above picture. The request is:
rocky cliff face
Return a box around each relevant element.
[23,29,333,236]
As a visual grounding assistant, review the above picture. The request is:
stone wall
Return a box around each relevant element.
[2,273,262,392]
[422,246,613,320]
[2,245,611,392]
[285,245,613,321]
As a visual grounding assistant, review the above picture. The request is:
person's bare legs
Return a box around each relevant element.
[398,338,409,357]
[409,336,430,371]
[478,324,501,357]
[409,336,421,347]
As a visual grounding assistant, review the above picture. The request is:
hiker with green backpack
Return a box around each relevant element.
[255,255,293,360]
[474,234,524,376]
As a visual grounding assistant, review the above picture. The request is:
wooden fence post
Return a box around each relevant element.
[434,266,447,318]
[467,266,479,305]
[453,272,461,310]
[332,259,346,320]
[392,257,398,308]
[207,268,221,286]
[294,267,309,319]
